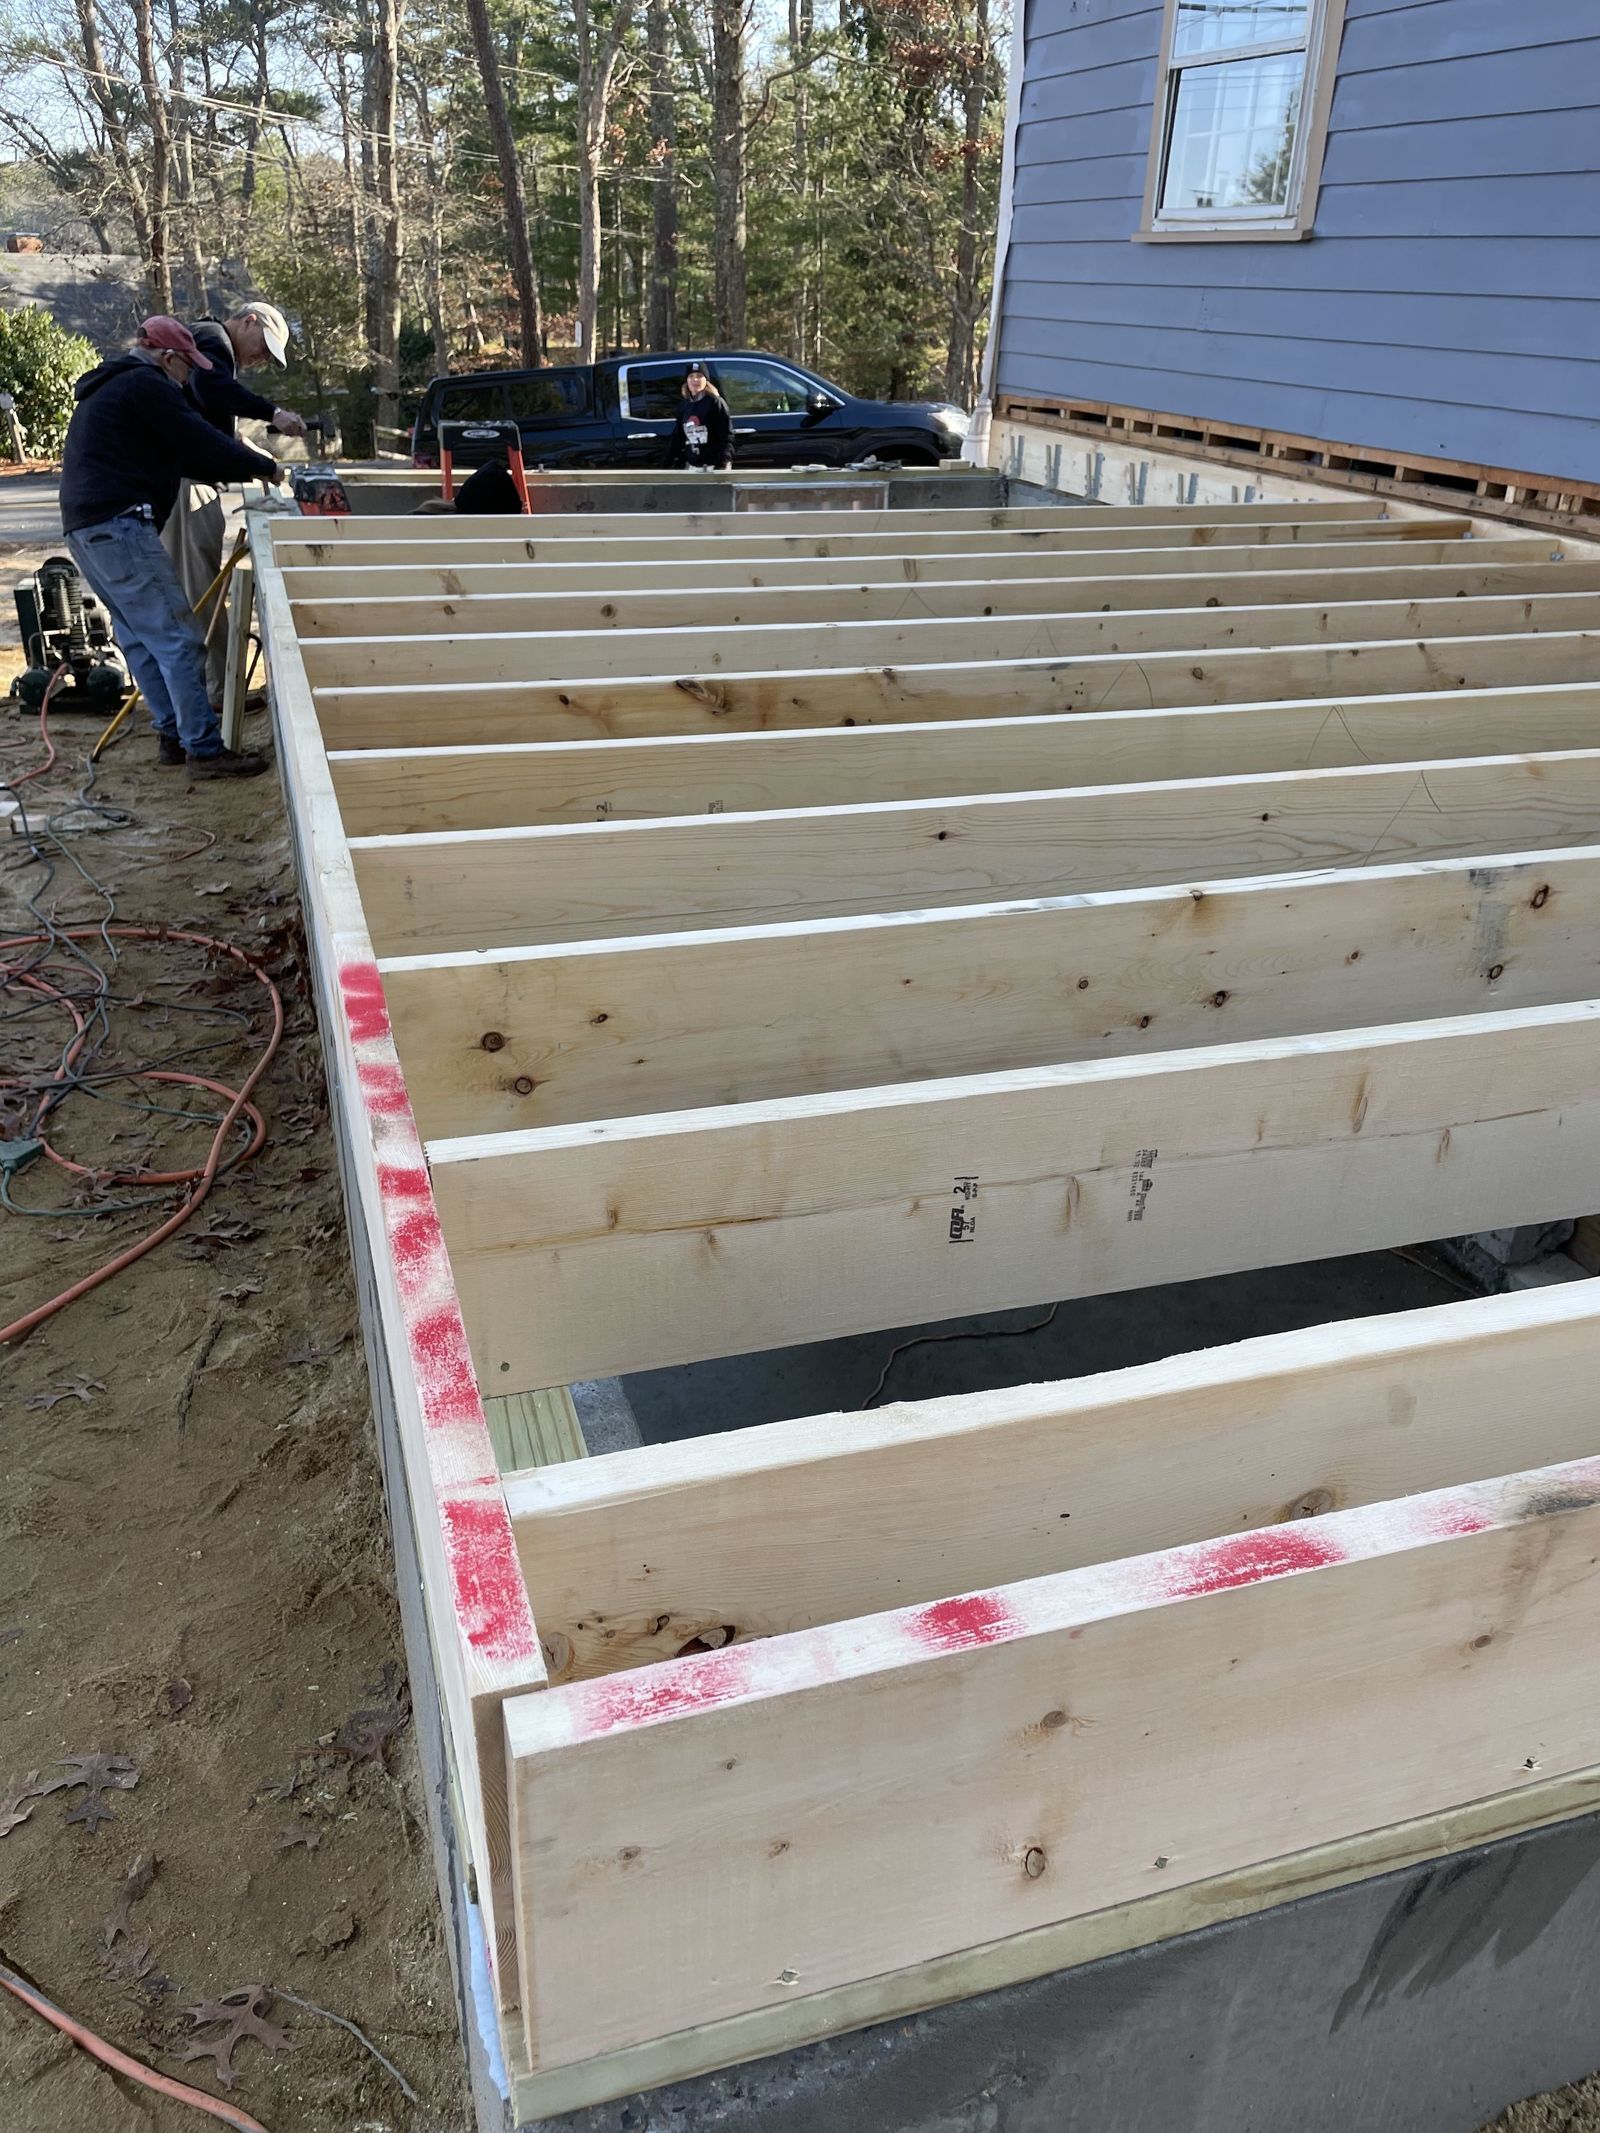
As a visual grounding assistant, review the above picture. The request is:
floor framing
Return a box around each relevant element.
[254,472,1600,2124]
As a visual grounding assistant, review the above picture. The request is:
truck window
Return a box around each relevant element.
[623,365,692,421]
[506,371,590,421]
[435,380,507,423]
[712,361,809,416]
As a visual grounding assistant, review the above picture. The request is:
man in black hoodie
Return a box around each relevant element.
[61,316,281,777]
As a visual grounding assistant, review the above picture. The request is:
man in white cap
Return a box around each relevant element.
[163,300,307,706]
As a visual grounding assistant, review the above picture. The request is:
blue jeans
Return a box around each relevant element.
[66,510,223,758]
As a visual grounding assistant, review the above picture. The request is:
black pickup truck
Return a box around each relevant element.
[410,350,970,471]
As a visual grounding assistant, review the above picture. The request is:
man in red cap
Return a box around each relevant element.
[60,316,282,777]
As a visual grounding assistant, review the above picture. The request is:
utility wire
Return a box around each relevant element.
[22,47,685,185]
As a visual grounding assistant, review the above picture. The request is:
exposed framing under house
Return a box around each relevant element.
[254,467,1600,2127]
[995,391,1600,533]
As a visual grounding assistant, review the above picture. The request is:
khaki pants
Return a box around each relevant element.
[160,480,228,706]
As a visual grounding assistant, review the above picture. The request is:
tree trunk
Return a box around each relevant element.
[645,0,676,349]
[944,0,991,404]
[167,0,208,309]
[574,0,635,358]
[72,0,153,278]
[131,0,172,309]
[370,0,405,440]
[788,0,812,359]
[462,0,544,363]
[240,0,271,251]
[332,47,368,330]
[710,0,746,344]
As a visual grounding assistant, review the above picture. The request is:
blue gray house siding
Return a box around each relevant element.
[995,0,1600,483]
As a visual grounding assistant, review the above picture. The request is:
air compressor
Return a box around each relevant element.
[10,554,129,714]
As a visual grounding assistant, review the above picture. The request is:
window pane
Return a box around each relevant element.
[1160,51,1304,214]
[627,365,690,420]
[506,369,589,421]
[438,381,507,421]
[1172,0,1307,58]
[712,362,807,416]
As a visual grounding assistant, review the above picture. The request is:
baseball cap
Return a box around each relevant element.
[235,300,291,365]
[139,315,212,370]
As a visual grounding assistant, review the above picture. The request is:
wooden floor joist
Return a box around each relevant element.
[505,1280,1600,1678]
[429,998,1600,1386]
[380,844,1600,1138]
[276,511,1473,571]
[254,479,1600,2109]
[291,557,1599,639]
[507,1450,1600,2065]
[329,682,1600,833]
[350,750,1600,952]
[313,630,1600,748]
[279,533,1543,603]
[298,590,1600,689]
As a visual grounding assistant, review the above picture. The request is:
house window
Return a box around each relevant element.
[1139,0,1346,240]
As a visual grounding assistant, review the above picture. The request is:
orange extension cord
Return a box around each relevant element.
[0,1959,271,2132]
[0,927,283,1344]
[1,681,285,1344]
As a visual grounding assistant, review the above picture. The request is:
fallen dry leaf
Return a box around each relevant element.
[25,1376,106,1412]
[330,1662,411,1769]
[156,1678,193,1720]
[58,1752,140,1835]
[100,1853,161,1981]
[173,1985,296,2088]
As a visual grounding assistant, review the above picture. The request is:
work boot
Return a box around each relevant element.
[156,732,186,765]
[186,746,270,779]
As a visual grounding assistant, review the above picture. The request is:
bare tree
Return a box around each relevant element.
[644,0,675,349]
[167,0,209,308]
[369,0,405,435]
[945,0,991,403]
[71,0,154,276]
[461,0,543,363]
[573,0,634,358]
[128,0,171,306]
[709,0,745,344]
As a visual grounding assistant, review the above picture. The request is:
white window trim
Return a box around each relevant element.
[1135,0,1348,244]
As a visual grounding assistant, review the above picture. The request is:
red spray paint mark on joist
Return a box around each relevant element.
[578,1646,757,1736]
[339,960,537,1669]
[1424,1504,1497,1540]
[440,1493,542,1663]
[409,1304,482,1428]
[909,1590,1023,1653]
[1160,1524,1346,1601]
[389,1206,447,1291]
[376,1161,430,1201]
[357,1060,411,1116]
[340,958,392,1045]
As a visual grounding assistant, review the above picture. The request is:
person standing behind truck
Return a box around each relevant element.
[163,302,306,708]
[61,317,281,777]
[670,362,733,471]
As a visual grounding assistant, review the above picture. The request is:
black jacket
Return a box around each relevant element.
[61,352,279,534]
[671,388,733,469]
[189,318,279,437]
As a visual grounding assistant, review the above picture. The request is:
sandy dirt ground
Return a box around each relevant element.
[0,538,472,2131]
